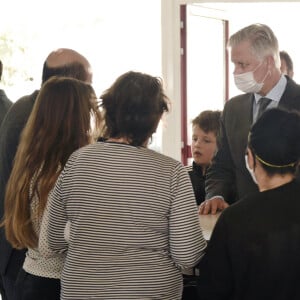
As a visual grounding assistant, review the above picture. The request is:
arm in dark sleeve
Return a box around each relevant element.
[0,93,37,218]
[205,111,236,203]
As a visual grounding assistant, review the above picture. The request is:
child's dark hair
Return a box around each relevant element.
[192,110,222,145]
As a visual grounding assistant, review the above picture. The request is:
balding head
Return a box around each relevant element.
[42,48,92,84]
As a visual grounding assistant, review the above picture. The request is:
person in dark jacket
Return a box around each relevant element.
[197,108,300,300]
[0,48,93,300]
[201,23,300,215]
[182,110,221,300]
[0,59,12,127]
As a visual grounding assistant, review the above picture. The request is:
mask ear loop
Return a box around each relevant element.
[245,149,258,185]
[257,58,271,85]
[261,69,270,85]
[252,61,263,73]
[246,132,257,170]
[246,146,257,170]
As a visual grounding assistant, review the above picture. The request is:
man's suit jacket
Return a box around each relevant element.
[0,90,38,278]
[205,76,300,203]
[0,90,12,126]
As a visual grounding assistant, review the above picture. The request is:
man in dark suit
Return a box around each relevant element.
[0,48,93,300]
[199,23,300,215]
[0,60,12,126]
[0,59,13,300]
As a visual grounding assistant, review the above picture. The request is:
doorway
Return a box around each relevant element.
[180,4,229,165]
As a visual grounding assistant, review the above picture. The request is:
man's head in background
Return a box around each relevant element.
[42,48,93,84]
[280,50,294,78]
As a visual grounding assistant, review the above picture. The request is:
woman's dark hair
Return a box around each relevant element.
[100,71,170,146]
[248,108,300,176]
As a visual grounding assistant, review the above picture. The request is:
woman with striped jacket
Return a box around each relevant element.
[45,71,207,300]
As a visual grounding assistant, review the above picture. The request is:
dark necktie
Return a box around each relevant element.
[257,97,271,120]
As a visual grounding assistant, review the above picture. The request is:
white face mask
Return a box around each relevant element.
[234,62,268,93]
[245,155,258,185]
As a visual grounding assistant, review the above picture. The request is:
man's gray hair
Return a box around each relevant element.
[228,23,280,68]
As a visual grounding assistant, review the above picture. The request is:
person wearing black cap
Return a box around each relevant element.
[196,108,300,300]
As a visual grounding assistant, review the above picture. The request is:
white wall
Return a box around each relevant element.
[2,0,161,101]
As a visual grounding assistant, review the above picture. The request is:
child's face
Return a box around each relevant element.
[191,125,217,167]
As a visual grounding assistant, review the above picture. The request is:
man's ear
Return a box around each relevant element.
[266,54,275,69]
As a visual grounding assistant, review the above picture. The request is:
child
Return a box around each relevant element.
[186,110,221,206]
[182,110,221,300]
